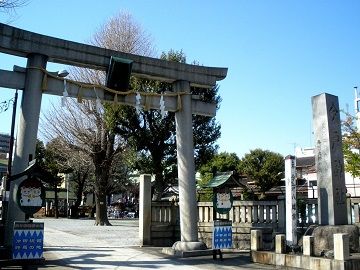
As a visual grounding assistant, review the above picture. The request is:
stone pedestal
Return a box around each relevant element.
[311,225,358,256]
[172,241,207,252]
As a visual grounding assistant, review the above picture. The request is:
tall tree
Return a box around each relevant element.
[41,99,129,225]
[45,137,93,218]
[199,152,240,177]
[114,49,221,200]
[238,149,284,199]
[40,11,155,225]
[342,112,360,178]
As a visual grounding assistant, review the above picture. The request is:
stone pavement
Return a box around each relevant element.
[30,218,282,270]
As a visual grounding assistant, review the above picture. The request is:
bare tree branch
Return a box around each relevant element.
[40,11,155,226]
[0,0,28,22]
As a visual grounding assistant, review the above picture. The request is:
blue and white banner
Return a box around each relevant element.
[12,222,44,259]
[213,220,232,249]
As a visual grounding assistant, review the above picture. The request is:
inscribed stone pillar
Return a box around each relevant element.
[312,93,347,225]
[285,155,297,245]
[5,53,48,246]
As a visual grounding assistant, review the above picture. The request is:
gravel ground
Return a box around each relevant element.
[23,218,280,270]
[37,218,139,248]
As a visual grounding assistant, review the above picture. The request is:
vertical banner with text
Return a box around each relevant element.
[12,222,44,259]
[213,220,232,249]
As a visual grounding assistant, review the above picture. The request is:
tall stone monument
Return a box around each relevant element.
[312,93,347,225]
[285,155,297,245]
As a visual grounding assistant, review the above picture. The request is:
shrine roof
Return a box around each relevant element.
[204,171,246,189]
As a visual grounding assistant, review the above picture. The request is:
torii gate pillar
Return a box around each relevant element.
[172,80,206,251]
[4,53,48,246]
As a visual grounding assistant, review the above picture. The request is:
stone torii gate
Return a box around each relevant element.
[0,23,227,250]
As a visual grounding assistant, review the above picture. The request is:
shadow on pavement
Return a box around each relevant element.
[40,247,273,270]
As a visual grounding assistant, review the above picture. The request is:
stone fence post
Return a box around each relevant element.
[275,234,286,254]
[139,174,152,246]
[354,203,360,223]
[277,195,286,233]
[334,233,350,260]
[303,236,314,256]
[251,230,263,251]
[347,195,352,225]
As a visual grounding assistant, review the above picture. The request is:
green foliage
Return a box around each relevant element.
[197,172,213,202]
[35,139,63,185]
[342,112,360,178]
[199,152,240,178]
[197,152,240,202]
[238,149,284,197]
[241,186,258,200]
[113,49,221,199]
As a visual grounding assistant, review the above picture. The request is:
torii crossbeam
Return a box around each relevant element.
[0,23,227,251]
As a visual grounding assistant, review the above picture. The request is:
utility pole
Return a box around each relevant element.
[1,89,18,245]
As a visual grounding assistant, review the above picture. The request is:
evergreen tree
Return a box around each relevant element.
[342,112,360,178]
[114,50,221,200]
[238,148,284,199]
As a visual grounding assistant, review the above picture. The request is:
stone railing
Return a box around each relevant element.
[299,197,360,226]
[151,201,178,224]
[298,198,318,226]
[198,201,279,225]
[149,199,282,249]
[148,197,360,248]
[197,200,281,249]
[150,200,281,226]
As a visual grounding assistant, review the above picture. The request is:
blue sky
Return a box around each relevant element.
[1,1,360,158]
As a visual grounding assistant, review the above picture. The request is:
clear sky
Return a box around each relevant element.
[1,0,360,158]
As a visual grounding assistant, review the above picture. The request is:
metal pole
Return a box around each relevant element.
[6,89,18,186]
[66,174,69,216]
[1,90,18,246]
[1,90,18,225]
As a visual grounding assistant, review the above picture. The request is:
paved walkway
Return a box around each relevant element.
[34,218,279,270]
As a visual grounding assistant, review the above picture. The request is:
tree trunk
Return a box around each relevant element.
[54,183,59,218]
[94,192,111,226]
[152,172,166,201]
[72,172,87,218]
